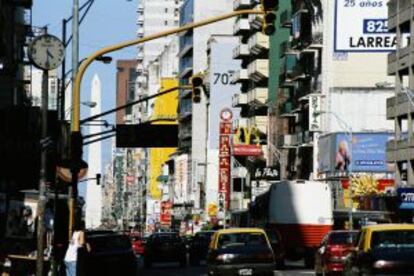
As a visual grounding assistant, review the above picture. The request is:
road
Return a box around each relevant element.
[137,257,313,276]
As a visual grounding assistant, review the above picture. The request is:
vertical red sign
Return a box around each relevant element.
[219,108,232,210]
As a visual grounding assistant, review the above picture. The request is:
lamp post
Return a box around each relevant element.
[67,8,264,237]
[318,111,354,230]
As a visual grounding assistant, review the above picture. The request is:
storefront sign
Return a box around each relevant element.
[252,166,280,180]
[219,108,232,209]
[233,126,263,156]
[309,95,321,132]
[398,188,414,210]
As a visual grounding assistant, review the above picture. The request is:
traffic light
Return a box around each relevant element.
[96,173,101,185]
[260,0,278,36]
[190,75,203,103]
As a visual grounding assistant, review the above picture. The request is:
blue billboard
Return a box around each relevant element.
[398,188,414,210]
[335,133,392,172]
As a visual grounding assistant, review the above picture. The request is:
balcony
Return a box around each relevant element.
[248,32,269,55]
[277,134,296,148]
[137,4,144,12]
[280,54,297,83]
[248,6,263,31]
[248,116,268,134]
[233,18,250,35]
[231,69,249,84]
[232,93,248,107]
[387,51,397,75]
[234,117,249,129]
[137,15,144,25]
[137,27,144,36]
[247,59,269,82]
[386,92,414,118]
[279,101,296,117]
[247,88,268,105]
[386,138,414,162]
[233,0,252,11]
[233,44,249,59]
[387,0,412,32]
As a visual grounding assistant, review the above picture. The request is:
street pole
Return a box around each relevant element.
[68,9,263,235]
[68,0,80,239]
[36,69,49,276]
[348,127,353,230]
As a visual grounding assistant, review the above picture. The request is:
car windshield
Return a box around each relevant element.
[217,232,268,249]
[329,231,359,245]
[371,230,414,249]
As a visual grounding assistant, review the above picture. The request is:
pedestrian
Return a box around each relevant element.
[64,220,86,276]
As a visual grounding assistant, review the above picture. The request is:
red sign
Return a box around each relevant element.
[160,200,172,225]
[219,109,232,209]
[233,144,263,156]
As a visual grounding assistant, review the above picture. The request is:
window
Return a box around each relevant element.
[217,232,268,249]
[165,20,168,26]
[165,8,168,13]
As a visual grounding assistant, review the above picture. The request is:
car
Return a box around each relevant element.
[189,230,215,265]
[314,230,359,275]
[78,231,138,276]
[131,236,146,256]
[344,224,414,275]
[207,228,276,276]
[143,232,187,268]
[265,229,286,269]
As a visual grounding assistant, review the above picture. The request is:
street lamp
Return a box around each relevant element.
[317,110,354,230]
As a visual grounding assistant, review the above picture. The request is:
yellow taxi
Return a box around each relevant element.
[207,228,276,276]
[344,224,414,275]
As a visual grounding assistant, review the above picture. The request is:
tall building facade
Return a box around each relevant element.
[177,0,234,225]
[231,0,272,205]
[387,0,414,186]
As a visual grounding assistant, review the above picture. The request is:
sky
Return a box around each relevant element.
[32,1,138,194]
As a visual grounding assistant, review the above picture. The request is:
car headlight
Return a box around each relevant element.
[373,260,391,269]
[216,253,235,263]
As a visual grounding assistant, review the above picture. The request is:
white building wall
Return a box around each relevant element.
[190,0,234,209]
[31,68,58,110]
[141,0,181,68]
[85,74,103,229]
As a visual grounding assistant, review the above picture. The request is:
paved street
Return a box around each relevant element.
[137,257,313,276]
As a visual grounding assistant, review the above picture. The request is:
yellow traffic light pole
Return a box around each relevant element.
[68,9,264,237]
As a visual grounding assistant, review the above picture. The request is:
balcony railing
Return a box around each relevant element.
[232,93,248,107]
[247,59,269,82]
[231,69,249,84]
[233,44,249,59]
[233,18,250,35]
[248,32,269,55]
[233,0,252,11]
[247,88,268,105]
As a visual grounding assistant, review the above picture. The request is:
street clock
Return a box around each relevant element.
[28,34,65,70]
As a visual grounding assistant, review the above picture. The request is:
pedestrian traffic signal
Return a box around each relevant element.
[191,75,203,103]
[260,0,278,36]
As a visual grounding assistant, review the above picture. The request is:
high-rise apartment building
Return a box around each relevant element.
[387,0,414,186]
[177,0,234,220]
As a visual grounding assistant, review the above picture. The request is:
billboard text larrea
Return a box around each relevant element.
[349,36,409,48]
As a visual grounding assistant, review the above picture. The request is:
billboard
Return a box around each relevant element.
[334,0,409,52]
[398,188,414,210]
[174,154,188,204]
[318,133,393,173]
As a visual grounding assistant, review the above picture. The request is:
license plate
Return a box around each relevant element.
[238,268,253,276]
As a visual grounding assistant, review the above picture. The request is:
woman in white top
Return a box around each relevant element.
[64,220,86,276]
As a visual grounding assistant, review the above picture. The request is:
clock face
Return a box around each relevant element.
[220,108,233,121]
[29,34,65,70]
